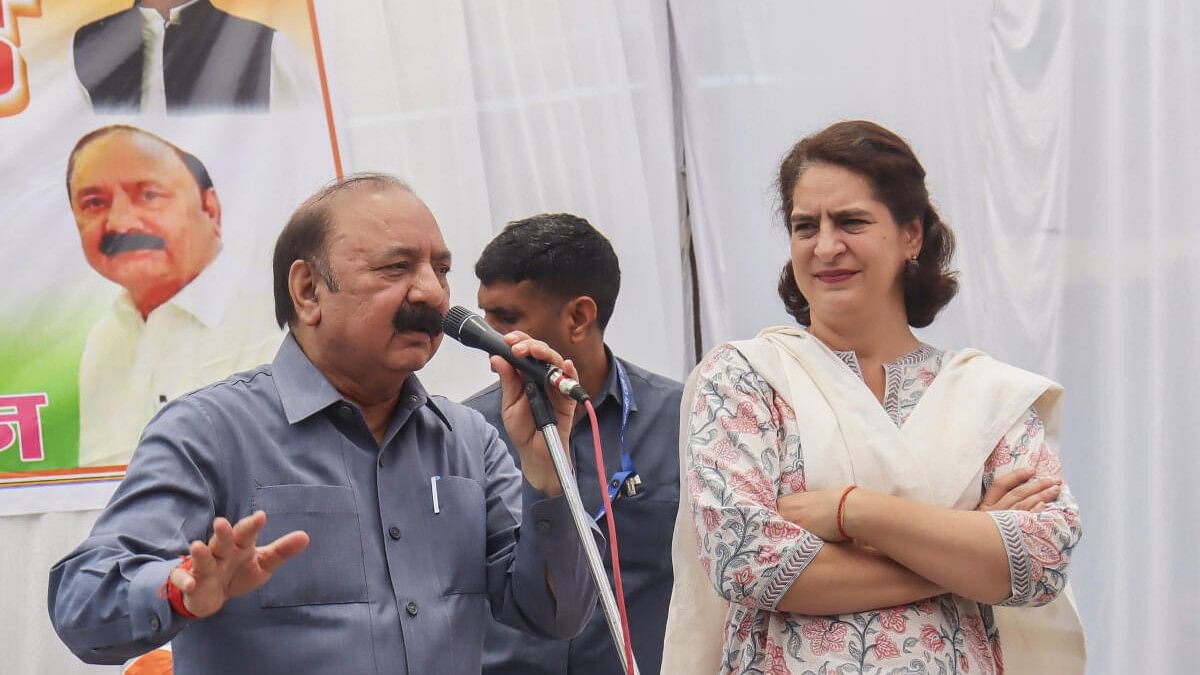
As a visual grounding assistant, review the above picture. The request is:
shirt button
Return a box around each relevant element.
[405,601,419,617]
[388,526,402,540]
[535,519,552,535]
[337,404,354,420]
[149,615,161,631]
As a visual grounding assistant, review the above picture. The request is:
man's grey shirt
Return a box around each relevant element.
[49,334,596,674]
[465,352,682,675]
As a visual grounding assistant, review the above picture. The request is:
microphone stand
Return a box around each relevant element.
[522,380,640,675]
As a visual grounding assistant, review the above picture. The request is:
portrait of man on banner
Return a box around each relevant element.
[71,0,318,114]
[66,124,282,467]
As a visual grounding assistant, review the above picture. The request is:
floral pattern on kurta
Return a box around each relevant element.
[687,342,1081,675]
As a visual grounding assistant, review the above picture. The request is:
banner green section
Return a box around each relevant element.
[0,315,92,471]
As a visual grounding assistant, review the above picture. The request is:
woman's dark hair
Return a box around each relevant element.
[775,120,958,328]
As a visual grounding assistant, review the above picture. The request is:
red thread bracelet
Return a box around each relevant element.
[836,484,858,540]
[158,555,198,619]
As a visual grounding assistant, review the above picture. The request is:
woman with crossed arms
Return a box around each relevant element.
[664,120,1084,674]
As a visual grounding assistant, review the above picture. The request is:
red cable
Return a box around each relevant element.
[585,399,636,675]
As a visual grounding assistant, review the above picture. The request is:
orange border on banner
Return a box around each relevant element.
[305,0,343,180]
[0,464,125,488]
[0,0,44,117]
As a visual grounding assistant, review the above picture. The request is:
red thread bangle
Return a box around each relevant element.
[157,555,198,619]
[836,484,859,540]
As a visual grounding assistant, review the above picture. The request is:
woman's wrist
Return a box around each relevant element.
[840,487,876,544]
[836,484,859,540]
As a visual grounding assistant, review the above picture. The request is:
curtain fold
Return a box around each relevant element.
[314,0,686,398]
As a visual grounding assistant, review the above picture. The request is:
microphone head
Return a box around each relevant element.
[442,305,475,340]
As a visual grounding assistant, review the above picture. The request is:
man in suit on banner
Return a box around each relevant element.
[72,0,317,113]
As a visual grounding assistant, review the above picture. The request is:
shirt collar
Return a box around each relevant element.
[272,333,452,430]
[137,0,204,25]
[272,333,343,424]
[109,247,236,327]
[591,346,639,413]
[167,246,238,328]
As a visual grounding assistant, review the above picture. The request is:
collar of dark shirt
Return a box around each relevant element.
[272,332,452,429]
[571,346,638,432]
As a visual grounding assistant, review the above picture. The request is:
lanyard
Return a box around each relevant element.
[593,358,639,523]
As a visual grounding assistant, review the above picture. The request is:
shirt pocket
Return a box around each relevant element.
[252,484,369,607]
[429,476,487,595]
[611,495,679,570]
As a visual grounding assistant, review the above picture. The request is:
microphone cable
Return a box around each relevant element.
[584,399,636,675]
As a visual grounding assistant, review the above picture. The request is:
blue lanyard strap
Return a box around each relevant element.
[593,359,638,523]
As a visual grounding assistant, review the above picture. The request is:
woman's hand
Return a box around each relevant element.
[977,467,1061,513]
[777,487,856,542]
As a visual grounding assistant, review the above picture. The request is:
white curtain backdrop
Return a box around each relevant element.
[1059,1,1200,670]
[9,2,1196,673]
[313,0,690,396]
[672,1,1198,672]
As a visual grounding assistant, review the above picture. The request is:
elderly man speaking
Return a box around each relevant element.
[49,174,597,674]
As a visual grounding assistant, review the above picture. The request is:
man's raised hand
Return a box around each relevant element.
[167,511,309,619]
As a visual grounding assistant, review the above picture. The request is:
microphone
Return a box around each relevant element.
[442,306,590,403]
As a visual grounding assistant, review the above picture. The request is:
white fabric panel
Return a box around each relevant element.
[313,0,687,397]
[1059,2,1200,672]
[976,0,1072,376]
[2,509,119,674]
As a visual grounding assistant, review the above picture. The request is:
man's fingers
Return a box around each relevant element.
[257,530,310,575]
[561,358,579,382]
[512,338,566,370]
[207,517,236,560]
[169,561,197,593]
[505,331,567,370]
[231,511,267,550]
[189,540,216,577]
[501,330,532,345]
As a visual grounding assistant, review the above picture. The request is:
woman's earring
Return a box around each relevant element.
[905,255,920,276]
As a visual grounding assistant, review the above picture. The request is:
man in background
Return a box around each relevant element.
[466,213,683,674]
[67,124,280,465]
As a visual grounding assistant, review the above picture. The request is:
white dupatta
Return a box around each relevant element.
[662,327,1085,674]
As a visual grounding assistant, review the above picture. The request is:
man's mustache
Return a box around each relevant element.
[99,232,166,257]
[392,304,444,337]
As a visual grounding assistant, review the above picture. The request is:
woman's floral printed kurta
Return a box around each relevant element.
[687,344,1081,674]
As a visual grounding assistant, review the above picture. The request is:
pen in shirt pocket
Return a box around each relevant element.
[431,475,441,514]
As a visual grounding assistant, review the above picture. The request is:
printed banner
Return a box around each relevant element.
[0,0,339,511]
